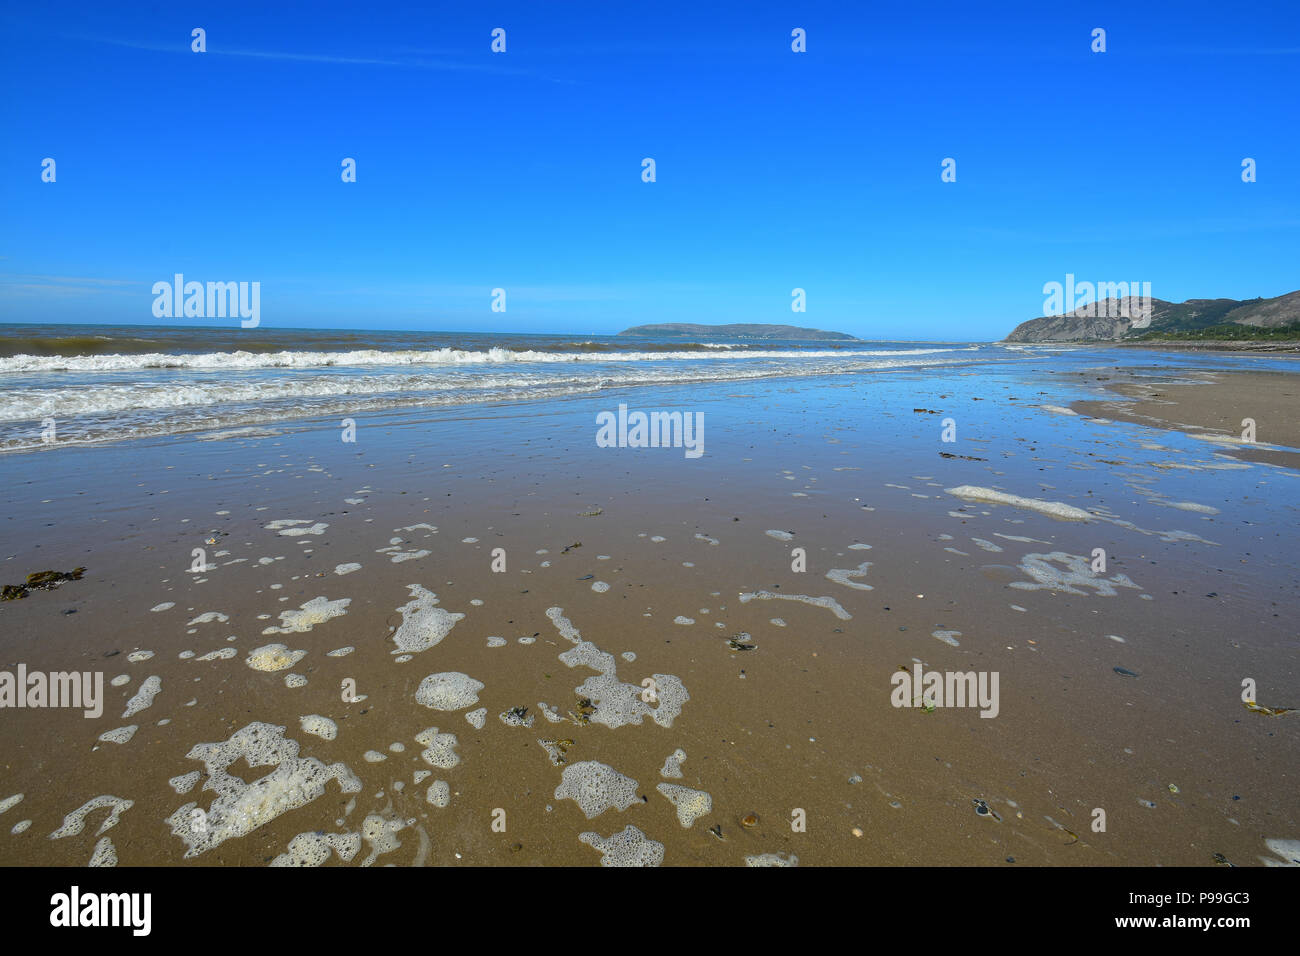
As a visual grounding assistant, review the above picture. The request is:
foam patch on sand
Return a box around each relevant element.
[945,486,1092,522]
[415,728,459,768]
[270,831,360,866]
[334,563,362,576]
[300,715,337,740]
[263,596,351,635]
[971,538,1003,552]
[391,585,465,654]
[187,611,229,626]
[384,548,429,563]
[415,672,484,711]
[739,590,851,620]
[579,825,664,867]
[1260,837,1300,866]
[196,648,236,662]
[1191,432,1286,449]
[563,653,689,730]
[164,722,361,858]
[150,603,174,613]
[500,707,535,727]
[1011,552,1140,596]
[0,794,22,815]
[657,783,712,827]
[826,560,873,591]
[49,795,133,839]
[266,519,329,536]
[426,781,450,808]
[465,708,487,729]
[746,852,798,867]
[994,533,1051,544]
[555,761,639,819]
[122,676,161,718]
[660,749,687,778]
[359,814,404,867]
[127,651,154,663]
[765,530,795,541]
[545,607,583,643]
[87,836,117,866]
[549,608,690,730]
[246,644,306,671]
[538,739,569,766]
[169,772,200,794]
[932,630,961,647]
[1101,517,1216,544]
[98,726,137,744]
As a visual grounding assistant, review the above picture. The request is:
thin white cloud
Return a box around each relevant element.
[0,273,138,288]
[81,35,563,79]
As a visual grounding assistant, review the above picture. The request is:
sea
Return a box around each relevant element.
[0,322,1293,452]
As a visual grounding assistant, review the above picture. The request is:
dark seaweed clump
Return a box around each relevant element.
[1,568,86,602]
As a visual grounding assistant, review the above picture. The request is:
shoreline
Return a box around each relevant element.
[1000,339,1300,353]
[1070,368,1300,469]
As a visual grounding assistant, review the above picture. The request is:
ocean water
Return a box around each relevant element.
[0,323,1294,452]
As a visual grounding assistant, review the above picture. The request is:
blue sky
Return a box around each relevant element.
[1,0,1297,340]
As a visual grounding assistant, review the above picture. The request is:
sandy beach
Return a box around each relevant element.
[1072,367,1300,469]
[2,360,1296,867]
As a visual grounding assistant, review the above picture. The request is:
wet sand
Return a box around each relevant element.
[1,369,1297,867]
[1072,368,1300,469]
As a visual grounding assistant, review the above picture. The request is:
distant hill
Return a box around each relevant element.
[619,323,856,341]
[1004,290,1300,343]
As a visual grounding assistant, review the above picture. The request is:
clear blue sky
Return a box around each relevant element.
[1,0,1297,340]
